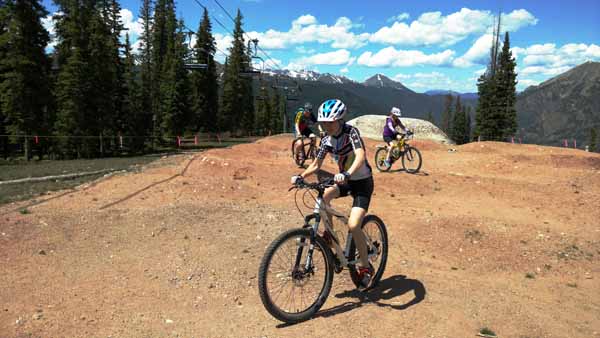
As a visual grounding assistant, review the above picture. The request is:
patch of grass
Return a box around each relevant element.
[525,272,535,279]
[465,229,483,241]
[19,208,30,214]
[479,327,497,337]
[0,155,161,206]
[0,156,161,182]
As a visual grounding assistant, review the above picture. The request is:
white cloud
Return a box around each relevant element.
[293,15,318,26]
[340,67,349,73]
[387,13,410,23]
[357,47,455,67]
[120,9,144,38]
[254,57,283,70]
[512,42,600,75]
[403,71,455,90]
[214,33,233,53]
[520,65,571,76]
[246,15,370,50]
[296,49,353,66]
[295,46,316,54]
[42,12,60,50]
[452,34,493,67]
[393,73,412,81]
[474,68,486,76]
[501,9,539,32]
[370,8,537,47]
[518,79,540,87]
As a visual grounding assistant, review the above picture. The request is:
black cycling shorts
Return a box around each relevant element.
[383,135,396,144]
[300,128,313,138]
[337,176,374,211]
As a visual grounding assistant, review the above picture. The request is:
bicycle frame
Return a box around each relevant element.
[301,194,377,270]
[375,134,411,160]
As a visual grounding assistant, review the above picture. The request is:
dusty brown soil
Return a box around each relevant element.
[1,134,599,338]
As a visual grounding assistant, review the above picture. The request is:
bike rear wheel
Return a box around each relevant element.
[374,148,392,172]
[401,146,422,174]
[348,215,388,291]
[291,137,306,167]
[258,228,334,323]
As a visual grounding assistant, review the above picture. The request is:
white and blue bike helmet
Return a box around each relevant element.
[318,99,346,122]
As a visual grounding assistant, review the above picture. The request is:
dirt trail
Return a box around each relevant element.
[1,134,599,338]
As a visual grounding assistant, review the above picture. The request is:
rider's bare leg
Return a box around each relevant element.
[348,207,369,267]
[386,141,395,162]
[322,186,340,228]
[294,138,304,158]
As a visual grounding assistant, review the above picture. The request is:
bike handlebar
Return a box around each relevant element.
[290,177,335,193]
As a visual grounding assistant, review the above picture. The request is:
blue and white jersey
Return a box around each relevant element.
[316,124,372,181]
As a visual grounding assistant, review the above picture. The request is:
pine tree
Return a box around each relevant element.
[253,89,264,135]
[0,0,51,160]
[86,0,122,155]
[221,9,248,134]
[122,33,144,152]
[475,18,518,142]
[590,127,597,152]
[441,94,453,137]
[464,107,472,144]
[0,0,9,158]
[269,89,282,134]
[240,34,254,135]
[452,103,466,145]
[426,111,435,126]
[496,31,518,139]
[260,87,272,135]
[54,47,87,158]
[151,0,167,140]
[138,0,153,142]
[190,8,218,133]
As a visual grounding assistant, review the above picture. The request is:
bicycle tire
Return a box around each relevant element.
[258,228,334,323]
[374,148,392,172]
[347,215,389,291]
[401,146,422,174]
[291,137,306,167]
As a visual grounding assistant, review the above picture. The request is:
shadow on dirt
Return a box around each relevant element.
[276,274,426,328]
[387,168,429,176]
[99,154,198,210]
[319,274,426,316]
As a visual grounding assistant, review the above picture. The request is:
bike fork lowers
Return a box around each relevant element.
[295,214,321,272]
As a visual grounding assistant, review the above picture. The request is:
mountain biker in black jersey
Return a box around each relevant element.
[293,102,323,161]
[291,98,375,289]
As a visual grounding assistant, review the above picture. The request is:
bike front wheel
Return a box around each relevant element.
[374,148,392,172]
[348,215,389,291]
[258,228,334,323]
[401,146,422,174]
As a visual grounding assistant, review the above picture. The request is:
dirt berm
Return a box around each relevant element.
[1,134,599,338]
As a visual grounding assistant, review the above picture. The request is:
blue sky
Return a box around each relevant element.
[42,0,600,92]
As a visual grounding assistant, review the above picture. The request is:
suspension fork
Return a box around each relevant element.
[294,213,321,272]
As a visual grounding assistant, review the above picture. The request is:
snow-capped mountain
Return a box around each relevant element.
[262,69,356,85]
[363,73,412,92]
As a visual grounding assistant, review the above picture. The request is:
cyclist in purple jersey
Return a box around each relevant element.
[382,107,410,167]
[290,99,375,290]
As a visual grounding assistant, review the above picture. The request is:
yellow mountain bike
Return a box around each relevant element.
[375,132,422,173]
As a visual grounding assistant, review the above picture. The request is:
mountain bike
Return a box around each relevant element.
[258,178,388,323]
[375,132,422,173]
[291,135,318,167]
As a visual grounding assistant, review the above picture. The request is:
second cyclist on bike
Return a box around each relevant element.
[383,107,411,168]
[291,99,375,290]
[293,102,322,161]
